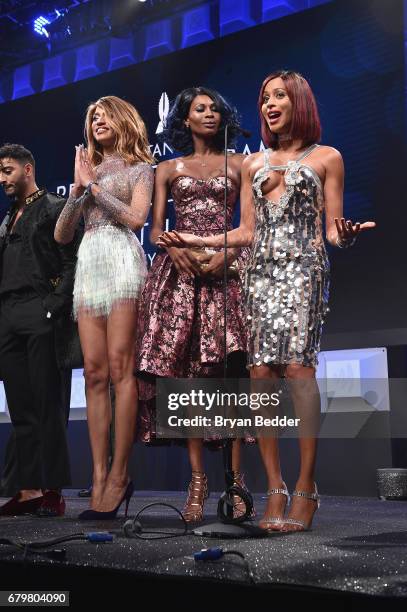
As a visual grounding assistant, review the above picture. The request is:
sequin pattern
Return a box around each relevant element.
[55,155,154,317]
[245,145,330,368]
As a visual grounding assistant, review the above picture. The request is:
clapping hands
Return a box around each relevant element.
[74,144,96,189]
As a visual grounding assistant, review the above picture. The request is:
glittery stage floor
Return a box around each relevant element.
[0,492,406,607]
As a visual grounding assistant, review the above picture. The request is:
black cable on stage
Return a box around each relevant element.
[223,550,256,585]
[0,534,85,550]
[0,532,112,560]
[194,546,255,584]
[122,502,189,540]
[0,503,188,552]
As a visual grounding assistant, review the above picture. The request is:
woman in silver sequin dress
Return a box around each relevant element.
[55,96,154,518]
[158,71,375,532]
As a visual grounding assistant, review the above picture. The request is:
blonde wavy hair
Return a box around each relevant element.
[85,95,154,166]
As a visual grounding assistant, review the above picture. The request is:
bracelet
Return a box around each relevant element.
[73,191,87,206]
[85,181,98,196]
[336,236,356,249]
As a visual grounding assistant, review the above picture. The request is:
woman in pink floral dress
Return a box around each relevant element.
[136,87,252,522]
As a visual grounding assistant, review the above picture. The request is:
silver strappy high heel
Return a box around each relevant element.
[281,483,320,531]
[259,482,290,531]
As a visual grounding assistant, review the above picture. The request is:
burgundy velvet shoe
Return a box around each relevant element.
[0,494,44,517]
[36,490,66,517]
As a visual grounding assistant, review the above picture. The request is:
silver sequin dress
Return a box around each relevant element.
[245,144,329,368]
[55,154,154,318]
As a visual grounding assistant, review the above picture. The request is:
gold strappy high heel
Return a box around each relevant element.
[182,472,209,523]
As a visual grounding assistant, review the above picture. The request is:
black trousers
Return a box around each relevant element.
[0,367,71,495]
[0,290,71,490]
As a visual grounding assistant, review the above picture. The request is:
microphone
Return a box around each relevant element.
[236,126,252,138]
[227,123,252,138]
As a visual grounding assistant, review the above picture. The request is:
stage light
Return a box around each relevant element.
[33,16,50,38]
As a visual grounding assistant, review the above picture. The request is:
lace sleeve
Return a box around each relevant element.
[94,163,154,230]
[54,190,86,245]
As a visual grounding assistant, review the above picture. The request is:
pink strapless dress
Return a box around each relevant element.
[135,174,250,445]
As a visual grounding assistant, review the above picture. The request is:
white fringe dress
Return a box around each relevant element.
[55,154,154,318]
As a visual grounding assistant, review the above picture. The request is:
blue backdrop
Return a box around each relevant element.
[0,0,405,342]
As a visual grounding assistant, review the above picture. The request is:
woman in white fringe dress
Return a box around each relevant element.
[55,96,154,519]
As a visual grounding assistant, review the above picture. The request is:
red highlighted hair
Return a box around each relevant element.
[258,70,321,149]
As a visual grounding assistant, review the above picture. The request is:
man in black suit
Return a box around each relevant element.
[0,143,80,516]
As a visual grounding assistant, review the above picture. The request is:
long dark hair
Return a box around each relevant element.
[163,86,241,154]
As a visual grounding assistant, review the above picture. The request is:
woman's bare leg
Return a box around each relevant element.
[184,416,244,522]
[251,364,287,526]
[183,438,207,522]
[78,314,110,509]
[187,438,204,472]
[186,433,242,474]
[97,305,138,511]
[283,363,320,531]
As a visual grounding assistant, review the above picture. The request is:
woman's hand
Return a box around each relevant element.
[73,145,82,187]
[200,251,231,279]
[74,144,96,189]
[166,246,203,276]
[157,231,205,249]
[70,146,85,198]
[334,217,376,247]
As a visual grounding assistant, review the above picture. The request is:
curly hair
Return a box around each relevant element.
[163,87,241,154]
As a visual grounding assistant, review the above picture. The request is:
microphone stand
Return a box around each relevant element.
[193,124,263,539]
[220,124,239,518]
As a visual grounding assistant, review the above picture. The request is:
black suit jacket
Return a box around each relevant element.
[0,191,82,318]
